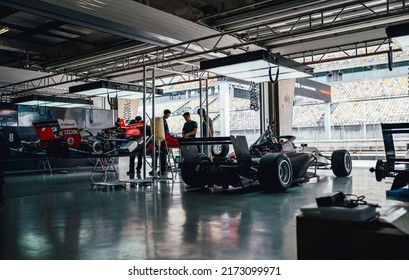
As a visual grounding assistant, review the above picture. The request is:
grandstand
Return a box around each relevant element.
[133,55,409,157]
[292,76,409,129]
[292,103,326,128]
[290,61,409,158]
[136,75,409,138]
[331,77,408,101]
[330,97,409,126]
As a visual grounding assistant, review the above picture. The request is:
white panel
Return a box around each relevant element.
[393,35,409,52]
[55,103,90,108]
[71,88,144,99]
[0,66,83,90]
[207,61,311,82]
[0,65,51,83]
[24,0,262,53]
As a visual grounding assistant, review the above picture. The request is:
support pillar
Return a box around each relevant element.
[324,102,332,140]
[261,79,295,135]
[219,83,230,136]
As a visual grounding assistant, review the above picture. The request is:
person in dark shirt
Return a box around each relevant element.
[197,108,213,137]
[197,108,213,154]
[128,116,144,175]
[163,109,171,134]
[182,112,197,138]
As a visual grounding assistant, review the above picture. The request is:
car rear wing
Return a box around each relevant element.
[381,122,409,169]
[178,136,232,146]
[33,119,82,148]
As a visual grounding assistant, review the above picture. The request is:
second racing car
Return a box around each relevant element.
[179,128,352,192]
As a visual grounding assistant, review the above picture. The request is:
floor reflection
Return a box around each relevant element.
[0,163,407,259]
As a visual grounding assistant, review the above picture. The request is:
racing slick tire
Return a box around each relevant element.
[258,153,293,192]
[331,149,352,177]
[373,159,385,182]
[92,141,104,155]
[181,155,211,187]
[211,144,229,158]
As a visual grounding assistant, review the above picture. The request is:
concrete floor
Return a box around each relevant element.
[0,159,407,260]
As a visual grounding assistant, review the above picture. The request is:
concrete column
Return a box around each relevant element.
[260,83,271,132]
[219,83,230,136]
[324,102,332,140]
[262,79,296,136]
[277,79,295,135]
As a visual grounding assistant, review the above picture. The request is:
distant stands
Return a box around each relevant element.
[330,97,409,125]
[293,104,326,127]
[230,110,261,131]
[331,77,408,101]
[135,74,409,140]
[293,76,409,127]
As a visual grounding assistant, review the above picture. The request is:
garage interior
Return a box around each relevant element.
[0,0,409,260]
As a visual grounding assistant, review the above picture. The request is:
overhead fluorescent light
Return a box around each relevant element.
[386,22,409,52]
[200,50,313,83]
[12,95,93,108]
[69,80,162,99]
[0,26,9,35]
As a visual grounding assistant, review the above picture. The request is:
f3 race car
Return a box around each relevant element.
[30,118,181,158]
[31,119,140,157]
[179,129,352,192]
[369,122,409,191]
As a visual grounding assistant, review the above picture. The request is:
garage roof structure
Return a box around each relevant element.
[0,0,409,264]
[0,0,408,99]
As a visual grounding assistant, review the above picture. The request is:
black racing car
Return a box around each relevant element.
[369,122,409,191]
[179,129,352,192]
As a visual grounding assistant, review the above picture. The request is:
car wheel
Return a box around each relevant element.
[331,149,352,177]
[92,141,104,155]
[181,155,211,187]
[258,153,293,192]
[373,159,386,182]
[212,144,229,157]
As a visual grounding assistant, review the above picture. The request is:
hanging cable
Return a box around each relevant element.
[388,40,393,71]
[106,85,118,109]
[89,103,94,125]
[36,100,47,118]
[268,54,280,83]
[249,82,259,111]
[124,99,132,121]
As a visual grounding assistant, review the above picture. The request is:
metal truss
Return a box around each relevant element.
[221,0,409,42]
[0,72,82,97]
[0,32,252,96]
[287,39,400,64]
[1,0,408,96]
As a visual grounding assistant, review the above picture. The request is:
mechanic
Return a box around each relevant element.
[150,109,171,176]
[197,108,213,154]
[114,118,126,138]
[197,108,213,137]
[182,112,198,138]
[128,116,144,176]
